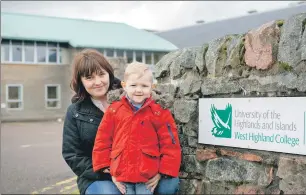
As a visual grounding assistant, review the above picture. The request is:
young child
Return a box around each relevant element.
[92,62,181,194]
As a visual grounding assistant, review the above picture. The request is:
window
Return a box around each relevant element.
[97,49,104,56]
[145,52,152,65]
[135,51,142,62]
[106,49,114,57]
[6,84,23,109]
[59,48,62,64]
[12,40,22,62]
[1,40,10,62]
[24,41,34,62]
[1,39,65,64]
[45,85,61,109]
[48,42,57,63]
[116,50,124,57]
[154,52,167,64]
[59,43,69,64]
[37,41,47,63]
[126,51,133,63]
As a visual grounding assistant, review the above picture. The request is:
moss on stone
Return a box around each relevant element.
[218,41,228,57]
[218,44,228,64]
[226,36,232,42]
[302,18,306,34]
[239,38,245,52]
[203,44,209,54]
[276,20,284,28]
[239,36,246,65]
[222,45,227,52]
[224,180,245,187]
[278,61,292,71]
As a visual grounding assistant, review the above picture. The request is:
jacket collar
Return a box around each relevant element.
[76,97,104,117]
[121,95,154,112]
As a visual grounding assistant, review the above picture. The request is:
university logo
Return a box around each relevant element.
[210,103,232,138]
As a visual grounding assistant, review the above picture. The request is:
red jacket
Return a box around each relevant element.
[92,96,181,183]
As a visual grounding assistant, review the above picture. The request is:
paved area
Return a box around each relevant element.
[1,121,78,194]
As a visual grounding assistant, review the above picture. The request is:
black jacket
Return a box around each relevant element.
[62,97,112,195]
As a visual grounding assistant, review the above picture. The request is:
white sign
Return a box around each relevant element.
[199,97,306,155]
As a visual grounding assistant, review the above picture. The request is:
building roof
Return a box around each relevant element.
[1,12,177,52]
[157,4,306,49]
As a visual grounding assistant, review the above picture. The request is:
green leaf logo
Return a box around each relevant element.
[210,103,232,138]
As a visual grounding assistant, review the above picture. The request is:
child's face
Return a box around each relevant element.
[124,72,153,104]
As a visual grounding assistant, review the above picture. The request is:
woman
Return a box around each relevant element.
[62,49,179,195]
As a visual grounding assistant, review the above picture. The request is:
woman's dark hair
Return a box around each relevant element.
[70,49,120,103]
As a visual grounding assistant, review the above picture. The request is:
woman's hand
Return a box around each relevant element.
[145,173,161,193]
[112,176,126,194]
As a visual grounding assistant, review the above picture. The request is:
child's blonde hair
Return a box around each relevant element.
[124,61,153,82]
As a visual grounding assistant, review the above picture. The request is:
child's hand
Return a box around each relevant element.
[103,168,110,173]
[145,173,161,193]
[112,176,126,194]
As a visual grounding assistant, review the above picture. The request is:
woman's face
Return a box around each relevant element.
[80,69,110,100]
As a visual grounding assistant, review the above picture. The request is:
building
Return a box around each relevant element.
[1,12,178,122]
[157,4,306,48]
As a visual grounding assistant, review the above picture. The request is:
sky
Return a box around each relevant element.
[1,1,298,31]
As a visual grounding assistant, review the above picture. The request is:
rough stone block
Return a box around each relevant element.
[155,83,177,97]
[205,37,227,77]
[225,35,245,68]
[244,21,280,70]
[205,35,246,78]
[277,155,306,194]
[201,77,241,95]
[182,147,196,155]
[240,153,263,162]
[179,47,199,69]
[182,117,198,137]
[182,155,204,173]
[238,76,290,93]
[296,72,306,92]
[179,70,203,95]
[196,149,218,162]
[154,93,175,109]
[179,179,208,194]
[220,149,241,156]
[248,73,298,92]
[173,99,197,123]
[179,172,188,178]
[195,44,208,73]
[180,180,236,194]
[235,185,264,195]
[205,158,272,186]
[208,182,236,194]
[168,47,200,80]
[187,137,198,148]
[220,149,263,162]
[278,13,306,69]
[155,49,182,79]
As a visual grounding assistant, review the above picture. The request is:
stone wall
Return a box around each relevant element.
[154,13,306,194]
[107,57,127,81]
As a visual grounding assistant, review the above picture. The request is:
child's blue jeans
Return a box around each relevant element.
[123,182,152,194]
[85,177,179,194]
